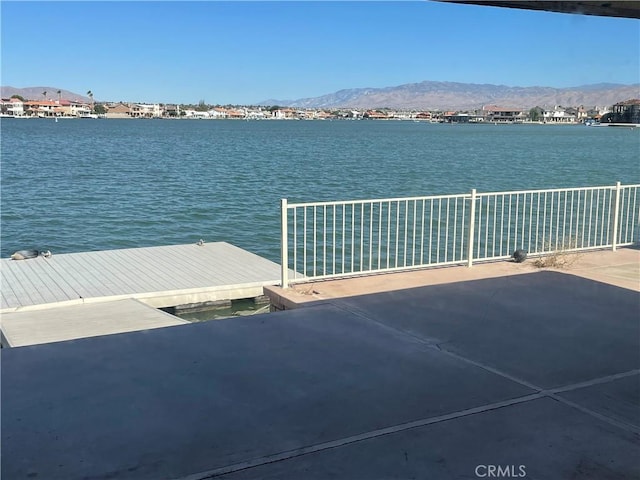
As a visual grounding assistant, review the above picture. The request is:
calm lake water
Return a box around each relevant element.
[2,118,639,262]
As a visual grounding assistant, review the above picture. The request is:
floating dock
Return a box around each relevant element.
[0,242,284,347]
[1,242,282,312]
[0,299,190,348]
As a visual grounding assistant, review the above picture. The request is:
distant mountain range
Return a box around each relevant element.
[3,81,639,110]
[260,81,640,110]
[1,86,92,103]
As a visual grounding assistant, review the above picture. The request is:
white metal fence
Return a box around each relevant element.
[280,182,639,287]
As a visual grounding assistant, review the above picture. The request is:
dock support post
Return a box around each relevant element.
[611,181,621,251]
[467,189,477,267]
[281,198,289,288]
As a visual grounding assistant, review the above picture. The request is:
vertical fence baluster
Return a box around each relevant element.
[350,204,355,272]
[630,187,638,244]
[575,190,581,249]
[534,193,540,254]
[484,196,489,258]
[445,198,451,262]
[359,203,364,272]
[323,206,326,276]
[606,189,612,246]
[595,189,601,248]
[378,201,383,269]
[313,206,317,276]
[404,200,409,267]
[527,193,533,253]
[492,196,497,257]
[467,189,477,267]
[550,191,556,250]
[507,195,513,254]
[544,192,550,251]
[292,208,297,280]
[513,194,520,251]
[580,189,586,248]
[340,203,347,273]
[394,201,400,267]
[369,202,374,270]
[437,199,442,264]
[453,198,459,261]
[612,182,621,250]
[303,207,307,276]
[420,199,426,264]
[387,201,392,268]
[564,191,569,248]
[500,195,505,256]
[624,187,632,244]
[280,199,288,288]
[460,197,466,262]
[587,190,594,247]
[522,193,527,251]
[412,199,417,266]
[569,190,575,247]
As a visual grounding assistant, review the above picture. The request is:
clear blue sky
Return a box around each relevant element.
[2,1,639,104]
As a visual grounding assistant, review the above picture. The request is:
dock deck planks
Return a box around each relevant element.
[0,299,190,347]
[1,242,283,311]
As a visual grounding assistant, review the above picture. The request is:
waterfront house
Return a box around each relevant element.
[415,111,433,121]
[226,108,247,119]
[246,108,267,119]
[105,103,132,118]
[183,109,209,119]
[164,104,180,117]
[206,108,226,119]
[23,100,58,117]
[68,101,92,117]
[543,106,576,123]
[0,97,24,116]
[482,105,525,122]
[314,110,334,120]
[272,108,296,119]
[130,103,163,118]
[611,98,640,124]
[364,110,389,119]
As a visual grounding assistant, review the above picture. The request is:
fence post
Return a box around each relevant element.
[611,182,621,251]
[467,189,477,267]
[281,198,289,288]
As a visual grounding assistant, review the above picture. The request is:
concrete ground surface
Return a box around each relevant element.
[1,249,639,480]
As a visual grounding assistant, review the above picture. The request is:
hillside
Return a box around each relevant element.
[4,82,638,110]
[1,86,92,103]
[261,81,640,110]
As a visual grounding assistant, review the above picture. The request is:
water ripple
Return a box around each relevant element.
[1,119,638,261]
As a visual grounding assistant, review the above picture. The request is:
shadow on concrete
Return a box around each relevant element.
[1,271,638,480]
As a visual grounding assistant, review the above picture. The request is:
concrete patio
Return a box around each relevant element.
[1,248,639,479]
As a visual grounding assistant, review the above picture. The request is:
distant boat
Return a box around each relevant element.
[79,113,99,119]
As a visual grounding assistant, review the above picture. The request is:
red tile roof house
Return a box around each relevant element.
[23,100,59,117]
[364,110,389,119]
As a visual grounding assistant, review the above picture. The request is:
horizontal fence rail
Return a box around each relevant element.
[280,182,640,287]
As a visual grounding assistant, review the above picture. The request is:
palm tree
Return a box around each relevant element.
[57,89,62,103]
[87,90,94,112]
[42,90,47,100]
